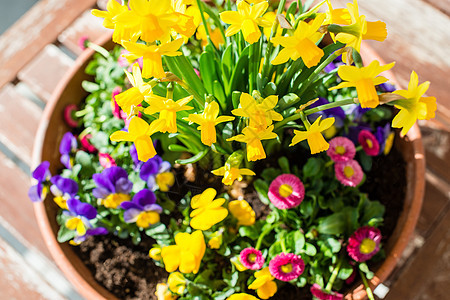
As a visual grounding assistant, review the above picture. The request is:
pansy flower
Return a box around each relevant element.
[208,231,223,249]
[120,189,162,228]
[309,97,346,128]
[70,227,109,246]
[269,252,305,282]
[92,166,133,209]
[268,174,305,209]
[347,226,382,262]
[228,200,256,226]
[63,198,98,237]
[168,272,186,295]
[50,175,78,210]
[190,188,228,230]
[375,124,395,155]
[327,137,356,162]
[248,267,277,299]
[155,283,177,300]
[227,294,259,300]
[358,129,380,156]
[59,132,77,169]
[140,155,175,192]
[28,161,51,203]
[240,247,264,270]
[310,283,343,300]
[334,160,364,187]
[290,116,335,154]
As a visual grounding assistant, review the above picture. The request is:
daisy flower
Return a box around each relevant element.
[334,160,364,187]
[347,226,382,262]
[268,174,305,209]
[326,137,356,162]
[358,130,380,156]
[239,247,264,270]
[269,253,304,281]
[310,283,343,300]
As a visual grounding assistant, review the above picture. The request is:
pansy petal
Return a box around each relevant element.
[123,208,142,223]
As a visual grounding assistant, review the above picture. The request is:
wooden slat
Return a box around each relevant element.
[0,0,98,90]
[423,0,450,16]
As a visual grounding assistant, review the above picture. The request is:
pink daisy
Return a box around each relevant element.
[310,284,343,300]
[269,253,304,281]
[347,226,382,262]
[327,137,356,162]
[63,104,79,128]
[77,35,89,50]
[99,153,117,168]
[334,160,364,187]
[239,247,265,270]
[268,174,305,209]
[80,134,97,153]
[358,130,380,156]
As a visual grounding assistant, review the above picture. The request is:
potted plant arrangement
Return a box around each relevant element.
[30,0,433,299]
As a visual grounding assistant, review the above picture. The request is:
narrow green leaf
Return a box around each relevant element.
[175,148,210,164]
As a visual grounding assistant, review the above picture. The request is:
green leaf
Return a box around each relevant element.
[302,157,322,178]
[317,207,359,236]
[253,179,270,205]
[261,167,281,182]
[228,45,250,95]
[168,144,191,152]
[145,223,170,244]
[285,231,305,254]
[304,243,317,256]
[175,148,210,164]
[213,80,227,110]
[199,51,217,94]
[269,240,283,258]
[359,262,374,280]
[359,151,373,171]
[57,226,76,243]
[82,81,99,93]
[360,200,385,226]
[238,226,259,240]
[221,44,233,92]
[279,93,300,109]
[278,157,290,174]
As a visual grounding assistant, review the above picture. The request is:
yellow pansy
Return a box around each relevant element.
[161,230,206,274]
[121,39,184,79]
[115,63,154,115]
[271,14,326,68]
[168,272,186,295]
[149,247,162,260]
[155,283,178,300]
[212,165,255,186]
[290,116,335,154]
[190,188,229,230]
[144,94,193,133]
[228,200,256,226]
[329,60,395,108]
[220,0,271,44]
[65,217,86,236]
[231,93,283,131]
[156,172,176,192]
[136,211,160,228]
[110,117,164,162]
[186,101,235,146]
[227,125,278,162]
[227,293,259,300]
[335,0,387,63]
[392,71,437,136]
[248,267,277,299]
[208,231,223,249]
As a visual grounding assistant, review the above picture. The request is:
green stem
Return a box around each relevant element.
[255,223,280,250]
[273,114,301,130]
[359,269,375,300]
[293,0,327,28]
[325,255,343,291]
[299,111,311,130]
[303,98,356,115]
[277,59,302,94]
[249,43,255,93]
[195,0,217,52]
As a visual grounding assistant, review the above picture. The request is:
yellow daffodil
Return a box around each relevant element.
[155,283,178,300]
[171,0,197,39]
[115,63,154,115]
[190,188,228,230]
[161,230,206,274]
[208,231,223,249]
[149,247,162,260]
[65,217,86,236]
[186,101,235,146]
[227,125,278,161]
[248,267,277,299]
[227,293,259,300]
[91,0,137,43]
[228,200,256,226]
[144,94,193,133]
[262,10,286,39]
[335,0,387,63]
[212,165,255,185]
[122,39,184,79]
[196,24,225,48]
[231,93,283,131]
[110,117,164,162]
[329,60,395,108]
[290,116,335,154]
[324,0,351,26]
[168,272,186,295]
[392,71,436,136]
[220,0,271,44]
[271,13,326,68]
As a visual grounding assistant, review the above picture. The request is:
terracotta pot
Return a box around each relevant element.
[32,36,424,300]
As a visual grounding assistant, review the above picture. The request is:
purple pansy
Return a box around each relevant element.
[130,144,143,169]
[375,123,392,155]
[60,132,77,169]
[378,82,396,93]
[92,166,133,208]
[309,98,346,128]
[28,161,51,203]
[63,198,99,241]
[72,227,109,245]
[50,175,78,209]
[324,54,344,73]
[120,189,162,228]
[139,155,172,191]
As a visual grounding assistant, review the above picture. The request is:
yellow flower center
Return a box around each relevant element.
[103,193,130,209]
[248,253,257,263]
[279,184,293,198]
[136,211,160,228]
[360,238,376,254]
[343,166,354,178]
[335,145,346,155]
[54,196,68,210]
[281,263,293,273]
[366,138,373,149]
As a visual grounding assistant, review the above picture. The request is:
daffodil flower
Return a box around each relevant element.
[227,125,278,161]
[110,117,164,162]
[271,13,326,68]
[329,60,395,108]
[161,230,206,274]
[121,39,184,79]
[290,116,335,154]
[190,188,228,230]
[144,95,194,133]
[334,0,387,63]
[186,101,234,146]
[212,165,255,186]
[220,0,271,44]
[392,71,436,136]
[115,63,155,115]
[231,93,282,131]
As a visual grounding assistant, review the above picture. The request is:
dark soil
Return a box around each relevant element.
[74,143,406,299]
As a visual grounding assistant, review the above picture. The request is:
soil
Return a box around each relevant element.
[74,144,406,299]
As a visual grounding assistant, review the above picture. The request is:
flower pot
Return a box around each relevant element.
[31,35,425,300]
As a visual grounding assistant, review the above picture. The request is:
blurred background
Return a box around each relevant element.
[0,0,448,299]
